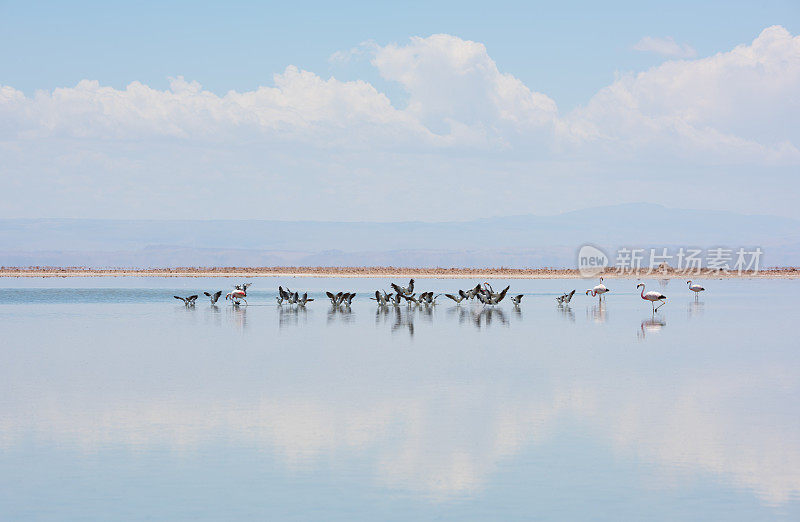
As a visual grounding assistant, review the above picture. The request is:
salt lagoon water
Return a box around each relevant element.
[1,277,798,520]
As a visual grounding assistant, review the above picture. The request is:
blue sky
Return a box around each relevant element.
[3,1,796,108]
[0,1,799,221]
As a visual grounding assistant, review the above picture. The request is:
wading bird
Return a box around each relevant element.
[400,293,420,306]
[277,286,292,304]
[470,284,483,299]
[586,278,610,300]
[226,284,249,306]
[687,280,705,299]
[510,294,524,306]
[174,295,198,307]
[477,285,509,305]
[370,290,388,305]
[444,292,465,304]
[418,291,440,305]
[203,291,222,305]
[298,292,314,306]
[490,286,510,305]
[556,290,576,304]
[325,291,342,306]
[390,279,415,296]
[637,283,667,312]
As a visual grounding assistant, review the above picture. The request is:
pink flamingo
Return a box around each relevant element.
[687,280,705,300]
[637,283,667,312]
[225,283,251,306]
[585,277,610,300]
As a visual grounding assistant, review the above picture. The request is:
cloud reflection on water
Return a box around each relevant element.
[1,283,799,512]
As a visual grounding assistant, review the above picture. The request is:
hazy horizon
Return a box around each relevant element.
[6,201,799,224]
[4,203,798,267]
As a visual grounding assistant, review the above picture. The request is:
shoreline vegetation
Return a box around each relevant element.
[1,266,798,279]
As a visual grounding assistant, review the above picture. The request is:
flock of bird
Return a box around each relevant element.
[173,278,707,313]
[362,279,525,308]
[173,283,251,307]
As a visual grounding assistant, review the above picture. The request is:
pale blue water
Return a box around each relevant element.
[1,277,798,520]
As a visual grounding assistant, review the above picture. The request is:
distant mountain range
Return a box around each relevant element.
[2,204,798,268]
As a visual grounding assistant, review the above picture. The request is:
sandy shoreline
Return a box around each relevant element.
[1,266,798,279]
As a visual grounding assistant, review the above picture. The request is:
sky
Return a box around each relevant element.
[0,0,799,221]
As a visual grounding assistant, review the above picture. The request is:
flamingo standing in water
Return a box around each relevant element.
[226,283,250,306]
[687,280,705,300]
[637,283,667,312]
[586,277,610,300]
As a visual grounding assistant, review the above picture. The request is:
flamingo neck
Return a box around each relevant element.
[640,286,646,298]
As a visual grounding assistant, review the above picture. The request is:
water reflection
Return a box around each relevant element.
[445,305,508,329]
[638,315,666,339]
[203,304,223,326]
[390,306,415,337]
[2,281,800,519]
[588,302,607,323]
[470,307,508,328]
[227,305,248,330]
[688,300,705,319]
[558,304,575,322]
[278,304,309,329]
[327,304,354,325]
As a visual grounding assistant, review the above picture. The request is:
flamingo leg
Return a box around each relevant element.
[655,299,665,312]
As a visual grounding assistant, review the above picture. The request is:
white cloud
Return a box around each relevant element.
[633,36,697,58]
[566,26,800,164]
[0,27,799,219]
[2,28,797,160]
[3,360,798,504]
[0,68,435,148]
[372,34,558,134]
[328,39,379,65]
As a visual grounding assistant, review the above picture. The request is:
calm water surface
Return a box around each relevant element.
[1,277,798,520]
